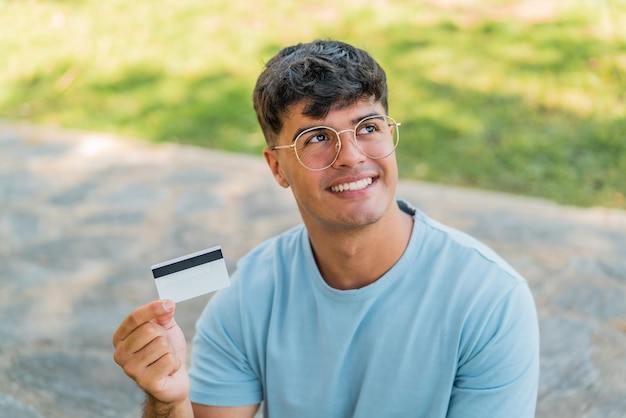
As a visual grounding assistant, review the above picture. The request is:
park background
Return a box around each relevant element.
[1,0,625,209]
[1,1,626,417]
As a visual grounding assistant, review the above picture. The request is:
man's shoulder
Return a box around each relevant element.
[229,223,311,294]
[208,224,309,319]
[239,223,307,266]
[414,208,524,283]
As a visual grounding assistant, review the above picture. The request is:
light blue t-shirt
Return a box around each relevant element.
[189,201,539,417]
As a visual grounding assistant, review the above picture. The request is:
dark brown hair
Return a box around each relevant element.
[253,40,388,144]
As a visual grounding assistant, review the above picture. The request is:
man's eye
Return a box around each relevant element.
[357,123,377,136]
[304,132,330,144]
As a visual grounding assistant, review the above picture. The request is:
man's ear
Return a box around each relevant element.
[263,148,290,188]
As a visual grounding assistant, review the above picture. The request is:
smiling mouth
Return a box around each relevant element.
[330,177,374,193]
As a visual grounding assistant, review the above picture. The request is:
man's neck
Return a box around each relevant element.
[307,205,414,290]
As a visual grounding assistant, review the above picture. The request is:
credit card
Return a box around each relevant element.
[151,245,230,303]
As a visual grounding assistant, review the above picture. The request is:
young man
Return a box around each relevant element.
[113,40,539,418]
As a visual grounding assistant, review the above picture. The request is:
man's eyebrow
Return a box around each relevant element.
[350,112,382,125]
[291,112,384,142]
[291,124,325,142]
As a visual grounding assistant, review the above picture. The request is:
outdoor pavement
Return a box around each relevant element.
[1,121,625,418]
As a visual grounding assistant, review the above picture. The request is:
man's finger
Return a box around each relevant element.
[112,299,175,346]
[135,352,183,395]
[113,322,166,365]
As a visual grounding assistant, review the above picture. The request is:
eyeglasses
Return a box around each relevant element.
[270,115,401,171]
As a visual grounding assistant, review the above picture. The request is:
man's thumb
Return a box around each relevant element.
[154,299,176,327]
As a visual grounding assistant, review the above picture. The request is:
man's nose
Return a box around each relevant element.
[333,130,366,168]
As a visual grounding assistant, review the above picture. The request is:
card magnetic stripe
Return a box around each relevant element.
[152,248,223,279]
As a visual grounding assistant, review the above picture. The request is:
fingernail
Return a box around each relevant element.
[162,300,174,312]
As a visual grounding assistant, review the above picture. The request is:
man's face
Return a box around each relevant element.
[263,97,399,233]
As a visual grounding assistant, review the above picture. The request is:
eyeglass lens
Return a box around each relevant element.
[295,115,399,170]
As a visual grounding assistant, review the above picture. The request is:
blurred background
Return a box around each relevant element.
[1,1,626,417]
[1,0,624,209]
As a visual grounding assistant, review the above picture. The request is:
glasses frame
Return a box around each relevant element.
[270,115,401,171]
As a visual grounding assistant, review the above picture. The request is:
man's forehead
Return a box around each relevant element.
[284,97,382,125]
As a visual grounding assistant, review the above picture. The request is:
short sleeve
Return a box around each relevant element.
[188,277,263,407]
[447,282,540,418]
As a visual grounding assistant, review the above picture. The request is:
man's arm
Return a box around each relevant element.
[140,394,259,418]
[143,394,193,418]
[192,403,259,418]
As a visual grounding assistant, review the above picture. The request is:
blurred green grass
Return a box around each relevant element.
[1,0,624,208]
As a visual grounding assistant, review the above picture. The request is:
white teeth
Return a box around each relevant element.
[331,177,373,193]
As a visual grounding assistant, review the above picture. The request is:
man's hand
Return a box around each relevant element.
[113,300,190,407]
